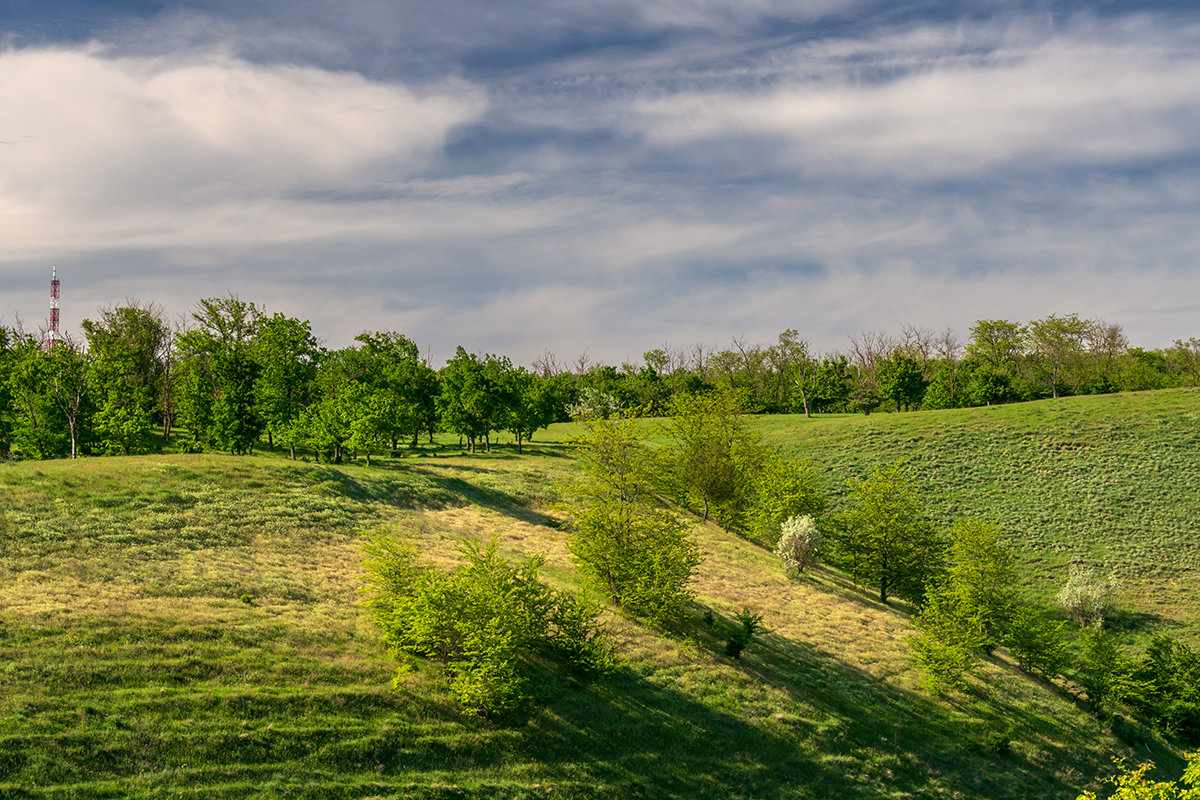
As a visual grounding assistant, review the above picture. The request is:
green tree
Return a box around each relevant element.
[192,297,264,454]
[1004,602,1071,680]
[877,351,926,411]
[833,461,944,604]
[81,303,169,455]
[44,337,92,459]
[254,314,321,458]
[664,388,764,528]
[746,452,826,546]
[5,334,68,459]
[560,415,701,622]
[1027,312,1090,398]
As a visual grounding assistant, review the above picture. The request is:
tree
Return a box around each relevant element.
[908,518,1019,691]
[44,337,92,459]
[191,297,264,454]
[559,415,701,622]
[877,351,926,411]
[833,461,944,604]
[254,314,321,458]
[5,333,68,459]
[1056,562,1120,629]
[1028,313,1090,398]
[746,452,826,546]
[967,319,1027,377]
[664,388,764,529]
[81,303,169,455]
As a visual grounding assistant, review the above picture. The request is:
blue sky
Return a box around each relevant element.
[2,1,1198,365]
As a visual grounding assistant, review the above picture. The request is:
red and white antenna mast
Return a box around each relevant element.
[44,265,63,349]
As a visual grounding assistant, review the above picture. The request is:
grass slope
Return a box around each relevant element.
[755,388,1200,643]
[0,419,1186,798]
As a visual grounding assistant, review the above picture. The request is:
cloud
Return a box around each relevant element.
[0,46,486,257]
[627,16,1200,179]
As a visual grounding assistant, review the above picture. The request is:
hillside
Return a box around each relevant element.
[753,388,1200,644]
[0,436,1182,798]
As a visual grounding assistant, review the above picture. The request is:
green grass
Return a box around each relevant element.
[0,406,1192,798]
[751,388,1200,643]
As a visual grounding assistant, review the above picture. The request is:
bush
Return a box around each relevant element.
[724,608,763,660]
[363,533,612,716]
[561,415,701,623]
[1005,603,1071,680]
[776,514,821,574]
[1075,751,1200,799]
[1056,562,1120,629]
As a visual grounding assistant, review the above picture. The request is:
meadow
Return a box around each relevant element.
[2,389,1197,798]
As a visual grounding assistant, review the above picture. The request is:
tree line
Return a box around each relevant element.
[3,298,1199,461]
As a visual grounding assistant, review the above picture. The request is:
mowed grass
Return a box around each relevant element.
[0,438,1181,798]
[750,388,1200,643]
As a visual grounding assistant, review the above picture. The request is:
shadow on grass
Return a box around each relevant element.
[301,461,563,529]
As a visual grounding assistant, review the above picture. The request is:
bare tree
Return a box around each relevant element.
[531,348,564,378]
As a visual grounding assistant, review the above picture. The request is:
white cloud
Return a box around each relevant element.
[629,19,1200,178]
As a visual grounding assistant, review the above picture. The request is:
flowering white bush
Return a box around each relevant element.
[775,514,820,574]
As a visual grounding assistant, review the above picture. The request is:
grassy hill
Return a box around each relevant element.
[2,391,1197,798]
[753,388,1200,644]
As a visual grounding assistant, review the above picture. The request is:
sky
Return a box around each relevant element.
[2,0,1199,367]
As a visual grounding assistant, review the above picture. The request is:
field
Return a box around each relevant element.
[2,390,1198,798]
[754,388,1200,643]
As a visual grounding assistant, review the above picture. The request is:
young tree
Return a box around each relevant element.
[5,334,68,459]
[559,415,701,622]
[877,351,926,411]
[664,388,764,529]
[745,452,826,546]
[833,461,944,604]
[776,514,821,574]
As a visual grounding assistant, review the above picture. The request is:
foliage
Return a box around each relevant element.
[940,518,1018,652]
[1057,563,1121,629]
[745,452,826,546]
[775,514,821,574]
[907,519,1017,694]
[832,461,944,604]
[560,415,701,622]
[724,607,763,660]
[1077,628,1152,715]
[663,388,764,528]
[363,533,612,715]
[1128,638,1200,745]
[1075,752,1200,800]
[1005,602,1071,680]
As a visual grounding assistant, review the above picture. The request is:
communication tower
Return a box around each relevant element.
[44,265,63,350]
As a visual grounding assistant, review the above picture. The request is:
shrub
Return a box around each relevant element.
[1056,563,1120,629]
[1075,751,1200,799]
[775,514,821,574]
[363,533,612,716]
[724,608,763,660]
[1005,603,1071,680]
